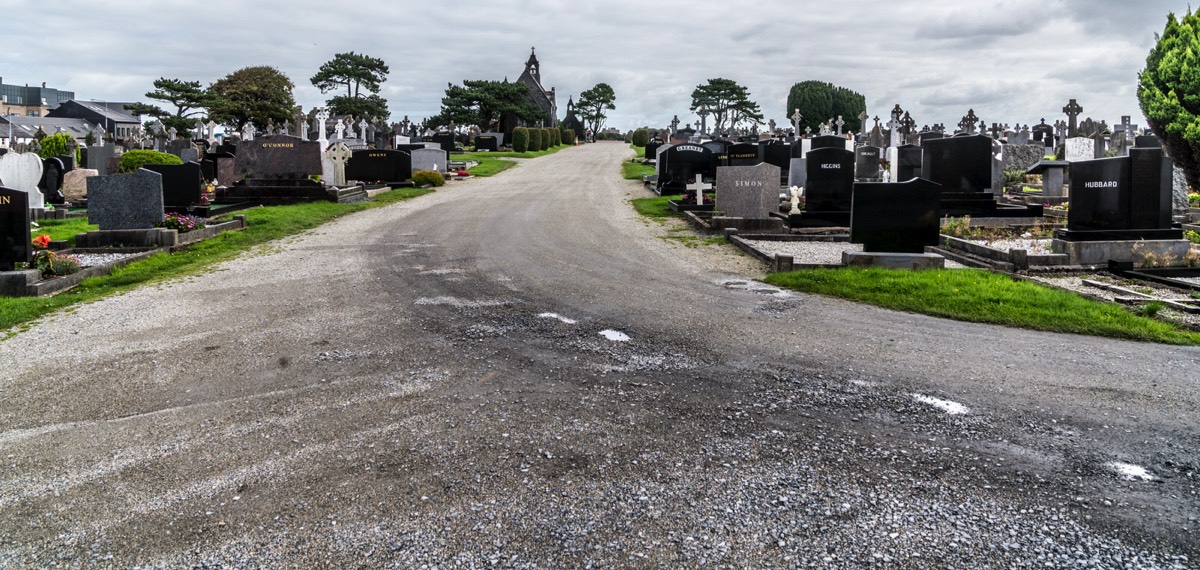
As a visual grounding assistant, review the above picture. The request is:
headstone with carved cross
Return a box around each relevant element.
[194,121,204,139]
[792,109,803,135]
[334,119,346,141]
[1062,99,1083,137]
[327,142,353,186]
[957,109,979,135]
[834,115,845,136]
[358,119,369,141]
[858,111,869,139]
[206,121,217,145]
[315,109,330,145]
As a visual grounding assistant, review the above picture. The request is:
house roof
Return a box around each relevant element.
[0,115,95,139]
[53,100,140,123]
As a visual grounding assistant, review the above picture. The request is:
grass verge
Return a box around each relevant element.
[631,195,683,220]
[622,160,655,180]
[0,187,434,336]
[460,145,570,177]
[764,267,1200,345]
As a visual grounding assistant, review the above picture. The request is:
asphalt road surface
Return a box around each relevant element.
[1,142,1197,568]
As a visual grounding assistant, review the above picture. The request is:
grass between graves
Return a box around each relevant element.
[622,159,655,180]
[764,268,1200,345]
[460,144,571,177]
[31,217,98,246]
[631,194,683,220]
[0,187,434,337]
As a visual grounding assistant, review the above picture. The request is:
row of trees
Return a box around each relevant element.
[682,78,866,136]
[131,51,390,137]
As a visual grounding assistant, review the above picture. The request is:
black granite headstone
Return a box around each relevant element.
[855,146,883,179]
[726,143,759,166]
[431,133,456,152]
[761,143,792,174]
[145,162,204,212]
[658,144,715,192]
[918,132,945,145]
[897,145,923,181]
[39,157,66,204]
[644,141,662,160]
[55,155,75,172]
[1062,147,1179,240]
[234,135,321,179]
[0,186,31,271]
[850,178,942,253]
[805,146,856,214]
[810,135,847,150]
[1134,135,1161,148]
[920,135,992,193]
[345,149,412,184]
[474,135,499,152]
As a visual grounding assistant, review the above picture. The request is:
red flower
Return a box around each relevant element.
[32,234,51,249]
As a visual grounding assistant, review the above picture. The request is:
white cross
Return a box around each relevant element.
[791,109,802,134]
[334,119,346,141]
[686,177,713,206]
[835,115,845,135]
[242,123,256,141]
[206,120,217,144]
[327,142,352,185]
[358,119,369,140]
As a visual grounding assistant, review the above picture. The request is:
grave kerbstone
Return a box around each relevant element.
[715,162,781,219]
[87,169,164,230]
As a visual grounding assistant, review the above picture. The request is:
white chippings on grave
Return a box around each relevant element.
[536,313,577,324]
[911,394,971,415]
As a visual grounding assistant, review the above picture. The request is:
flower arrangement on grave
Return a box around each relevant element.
[31,234,52,250]
[200,180,217,204]
[456,169,470,177]
[1189,192,1199,207]
[32,250,81,277]
[680,190,714,205]
[1043,202,1069,211]
[157,212,207,233]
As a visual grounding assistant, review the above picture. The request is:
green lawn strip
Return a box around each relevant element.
[0,187,433,335]
[631,195,684,219]
[764,268,1200,345]
[31,217,98,246]
[459,145,569,177]
[630,144,645,155]
[622,160,655,180]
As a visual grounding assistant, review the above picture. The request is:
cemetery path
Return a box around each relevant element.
[0,142,1197,567]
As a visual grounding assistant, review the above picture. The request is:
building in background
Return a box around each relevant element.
[0,78,75,117]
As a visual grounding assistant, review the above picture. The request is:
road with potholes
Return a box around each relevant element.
[1,142,1197,567]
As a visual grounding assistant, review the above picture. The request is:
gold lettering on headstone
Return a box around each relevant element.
[262,143,294,148]
[0,196,10,205]
[369,153,386,158]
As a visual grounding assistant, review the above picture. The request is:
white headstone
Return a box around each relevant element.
[327,142,352,186]
[1064,137,1094,162]
[0,152,46,209]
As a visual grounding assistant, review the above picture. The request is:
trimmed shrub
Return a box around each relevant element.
[545,127,559,147]
[512,127,529,153]
[562,129,576,145]
[528,128,544,152]
[631,128,650,147]
[37,132,73,159]
[118,149,183,173]
[412,169,446,187]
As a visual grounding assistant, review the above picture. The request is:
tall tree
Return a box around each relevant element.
[125,77,215,136]
[310,52,391,121]
[786,81,866,135]
[575,82,616,135]
[1138,9,1200,189]
[208,66,296,131]
[431,79,542,131]
[689,78,763,134]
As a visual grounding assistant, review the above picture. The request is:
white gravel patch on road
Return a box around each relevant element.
[912,394,971,415]
[1109,462,1156,481]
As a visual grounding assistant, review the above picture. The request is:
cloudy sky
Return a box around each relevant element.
[1,0,1189,133]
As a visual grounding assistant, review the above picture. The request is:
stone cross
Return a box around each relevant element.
[1062,99,1083,137]
[1054,119,1067,139]
[315,109,330,144]
[334,119,346,141]
[194,120,204,139]
[92,124,106,144]
[206,121,217,144]
[886,114,900,148]
[358,119,369,140]
[1119,115,1136,141]
[858,111,869,139]
[958,109,979,135]
[900,112,916,144]
[768,119,777,133]
[804,126,812,136]
[835,115,845,135]
[242,123,256,141]
[167,126,178,140]
[791,108,803,135]
[990,122,1003,140]
[686,176,713,206]
[670,115,680,134]
[327,142,353,186]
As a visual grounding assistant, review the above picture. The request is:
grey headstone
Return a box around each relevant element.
[86,169,164,230]
[787,158,807,189]
[1002,143,1047,172]
[715,162,781,219]
[1174,164,1190,214]
[411,148,448,173]
[1064,137,1094,163]
[179,147,200,163]
[86,144,115,175]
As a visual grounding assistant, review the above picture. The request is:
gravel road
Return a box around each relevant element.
[1,142,1197,568]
